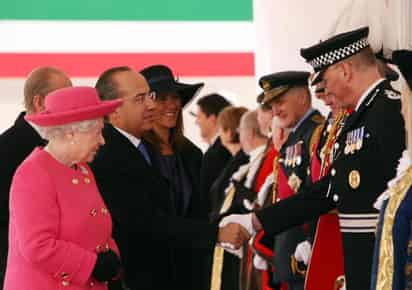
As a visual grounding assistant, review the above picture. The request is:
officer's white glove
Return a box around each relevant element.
[219,242,243,258]
[243,199,254,210]
[219,213,255,236]
[253,254,268,270]
[294,240,312,265]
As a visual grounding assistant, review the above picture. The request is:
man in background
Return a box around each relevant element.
[0,67,72,288]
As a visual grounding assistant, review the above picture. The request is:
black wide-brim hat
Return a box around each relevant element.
[392,50,412,90]
[140,65,204,107]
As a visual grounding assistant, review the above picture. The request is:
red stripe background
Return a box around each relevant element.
[0,53,255,77]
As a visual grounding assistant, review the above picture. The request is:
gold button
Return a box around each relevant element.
[72,178,79,185]
[104,243,109,251]
[101,208,108,215]
[89,281,95,287]
[84,177,91,184]
[95,244,102,252]
[62,280,70,287]
[60,272,69,279]
[90,209,97,217]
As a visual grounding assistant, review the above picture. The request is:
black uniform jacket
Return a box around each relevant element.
[256,80,405,290]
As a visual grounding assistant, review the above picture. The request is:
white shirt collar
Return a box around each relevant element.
[248,145,266,163]
[114,127,141,148]
[355,78,385,111]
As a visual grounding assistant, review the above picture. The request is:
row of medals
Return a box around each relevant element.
[284,141,303,168]
[344,126,364,155]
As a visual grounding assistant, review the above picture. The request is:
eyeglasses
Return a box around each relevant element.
[126,91,156,104]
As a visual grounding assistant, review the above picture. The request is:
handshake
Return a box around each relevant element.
[216,213,257,250]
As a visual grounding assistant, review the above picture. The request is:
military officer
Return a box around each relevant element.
[250,71,324,290]
[221,26,405,290]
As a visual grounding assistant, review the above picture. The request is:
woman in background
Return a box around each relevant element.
[140,64,210,290]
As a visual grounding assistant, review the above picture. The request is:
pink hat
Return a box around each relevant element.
[25,86,123,126]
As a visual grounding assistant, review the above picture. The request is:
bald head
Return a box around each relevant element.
[24,67,72,114]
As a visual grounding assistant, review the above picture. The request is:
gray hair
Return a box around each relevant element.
[240,110,266,139]
[38,119,100,140]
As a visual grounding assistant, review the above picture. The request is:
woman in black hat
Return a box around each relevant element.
[140,64,211,290]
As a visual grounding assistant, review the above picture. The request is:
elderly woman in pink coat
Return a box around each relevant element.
[3,87,123,290]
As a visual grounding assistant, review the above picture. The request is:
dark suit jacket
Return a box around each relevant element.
[0,112,44,288]
[90,124,218,290]
[200,137,232,215]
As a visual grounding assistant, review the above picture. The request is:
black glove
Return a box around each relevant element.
[108,279,125,290]
[92,250,121,282]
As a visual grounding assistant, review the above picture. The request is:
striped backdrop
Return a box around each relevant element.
[0,0,258,146]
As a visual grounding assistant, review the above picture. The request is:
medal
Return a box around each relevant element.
[296,142,302,166]
[344,131,351,155]
[286,146,291,167]
[350,130,356,154]
[288,173,302,192]
[348,170,361,189]
[356,127,364,150]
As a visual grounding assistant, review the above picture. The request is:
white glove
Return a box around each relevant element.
[219,242,243,258]
[294,241,312,265]
[243,199,254,210]
[253,254,268,270]
[219,213,255,236]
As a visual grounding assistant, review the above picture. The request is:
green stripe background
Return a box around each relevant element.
[1,0,252,21]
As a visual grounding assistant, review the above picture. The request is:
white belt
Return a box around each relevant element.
[339,213,379,233]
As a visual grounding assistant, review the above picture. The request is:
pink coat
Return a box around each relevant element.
[4,148,119,290]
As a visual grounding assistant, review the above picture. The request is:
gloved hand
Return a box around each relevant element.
[253,254,268,270]
[219,242,243,258]
[294,240,312,265]
[219,213,255,237]
[92,250,121,282]
[108,279,125,290]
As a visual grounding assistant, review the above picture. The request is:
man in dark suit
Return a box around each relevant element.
[0,67,72,288]
[91,67,248,290]
[195,93,232,215]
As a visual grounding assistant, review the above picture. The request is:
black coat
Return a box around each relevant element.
[256,80,405,290]
[90,124,218,290]
[200,137,232,215]
[0,112,44,288]
[155,137,212,290]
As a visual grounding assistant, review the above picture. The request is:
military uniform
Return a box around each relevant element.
[253,72,325,290]
[305,111,348,290]
[255,27,405,290]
